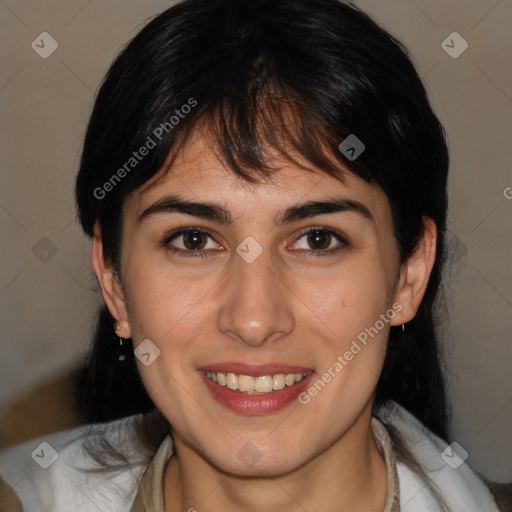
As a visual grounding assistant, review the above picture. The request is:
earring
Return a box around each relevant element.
[115,323,127,362]
[402,323,405,332]
[118,338,127,362]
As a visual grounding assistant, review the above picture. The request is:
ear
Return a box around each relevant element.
[91,222,131,338]
[390,217,437,326]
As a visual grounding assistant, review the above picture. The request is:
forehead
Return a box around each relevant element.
[127,132,390,225]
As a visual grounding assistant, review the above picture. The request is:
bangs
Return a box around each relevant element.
[158,80,349,187]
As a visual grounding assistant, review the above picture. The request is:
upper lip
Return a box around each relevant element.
[197,362,314,377]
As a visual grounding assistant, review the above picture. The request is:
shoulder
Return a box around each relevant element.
[377,401,501,512]
[0,414,151,512]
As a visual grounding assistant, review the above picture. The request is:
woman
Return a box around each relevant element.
[0,0,502,510]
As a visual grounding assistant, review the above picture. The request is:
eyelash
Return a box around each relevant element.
[161,226,348,259]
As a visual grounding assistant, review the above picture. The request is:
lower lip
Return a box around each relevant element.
[199,372,315,415]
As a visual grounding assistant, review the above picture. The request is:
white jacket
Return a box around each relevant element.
[0,401,500,511]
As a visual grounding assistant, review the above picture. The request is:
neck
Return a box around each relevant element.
[164,405,387,512]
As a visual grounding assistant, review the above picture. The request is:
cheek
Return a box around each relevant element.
[295,255,393,335]
[123,255,217,342]
[295,262,392,432]
[123,259,209,418]
[293,253,393,407]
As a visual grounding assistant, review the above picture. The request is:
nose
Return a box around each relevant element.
[217,246,295,347]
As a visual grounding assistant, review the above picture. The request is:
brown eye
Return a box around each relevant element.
[290,227,348,258]
[161,227,223,259]
[182,230,208,250]
[307,230,332,250]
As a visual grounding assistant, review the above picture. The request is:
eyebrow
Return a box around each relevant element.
[138,194,374,226]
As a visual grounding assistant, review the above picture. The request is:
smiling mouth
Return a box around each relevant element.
[204,371,310,394]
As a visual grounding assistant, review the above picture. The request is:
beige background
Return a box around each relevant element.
[0,0,511,482]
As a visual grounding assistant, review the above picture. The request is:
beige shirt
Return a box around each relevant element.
[130,417,400,512]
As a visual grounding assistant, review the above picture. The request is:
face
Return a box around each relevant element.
[97,132,422,477]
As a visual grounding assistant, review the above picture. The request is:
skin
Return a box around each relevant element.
[92,130,436,512]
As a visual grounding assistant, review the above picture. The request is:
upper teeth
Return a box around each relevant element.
[205,371,308,393]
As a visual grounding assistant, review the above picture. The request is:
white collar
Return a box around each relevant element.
[378,401,499,511]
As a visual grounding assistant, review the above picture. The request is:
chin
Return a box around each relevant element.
[204,440,309,478]
[216,457,303,479]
